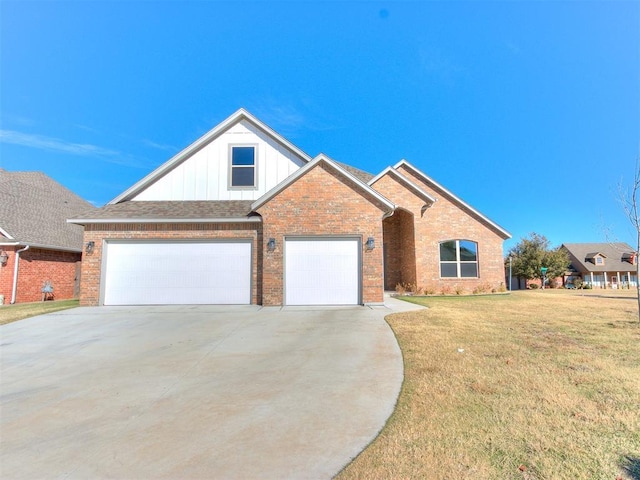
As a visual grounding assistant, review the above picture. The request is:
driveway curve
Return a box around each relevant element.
[0,297,423,479]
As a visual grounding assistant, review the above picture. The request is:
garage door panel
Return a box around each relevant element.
[285,239,359,305]
[104,242,251,305]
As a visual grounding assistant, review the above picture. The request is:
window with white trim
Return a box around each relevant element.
[439,240,478,278]
[230,146,256,188]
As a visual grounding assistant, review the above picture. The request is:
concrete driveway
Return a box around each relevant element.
[0,297,423,479]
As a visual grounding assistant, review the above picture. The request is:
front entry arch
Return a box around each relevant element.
[382,208,416,290]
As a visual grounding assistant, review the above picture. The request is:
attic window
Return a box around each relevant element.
[230,146,256,188]
[596,256,604,265]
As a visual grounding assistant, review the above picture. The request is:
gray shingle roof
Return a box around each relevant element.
[70,200,255,222]
[561,242,636,273]
[0,169,96,251]
[334,161,374,183]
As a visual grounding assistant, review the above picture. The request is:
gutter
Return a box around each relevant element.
[10,245,29,304]
[66,217,262,225]
[0,241,81,253]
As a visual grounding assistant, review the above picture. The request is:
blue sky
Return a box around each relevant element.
[1,1,638,252]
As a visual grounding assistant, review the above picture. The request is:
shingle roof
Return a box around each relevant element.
[561,242,636,273]
[0,169,96,251]
[334,161,374,183]
[69,200,256,223]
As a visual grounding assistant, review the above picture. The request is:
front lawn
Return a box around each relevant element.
[338,290,640,480]
[0,299,79,325]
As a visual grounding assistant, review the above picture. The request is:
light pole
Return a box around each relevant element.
[509,256,512,291]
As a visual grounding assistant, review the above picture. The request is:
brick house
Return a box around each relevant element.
[0,169,95,304]
[561,242,638,288]
[69,109,511,306]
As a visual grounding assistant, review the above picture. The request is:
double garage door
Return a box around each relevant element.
[103,241,252,305]
[102,238,360,306]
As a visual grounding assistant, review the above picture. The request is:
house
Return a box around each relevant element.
[561,242,638,289]
[69,109,511,306]
[0,169,96,304]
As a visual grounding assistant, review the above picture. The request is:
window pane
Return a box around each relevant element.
[232,146,255,166]
[441,263,457,277]
[459,241,477,261]
[440,241,457,261]
[232,167,255,186]
[460,263,478,277]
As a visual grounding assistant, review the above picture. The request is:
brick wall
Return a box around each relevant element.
[256,162,389,305]
[371,167,508,294]
[371,174,426,290]
[0,246,81,304]
[0,246,14,303]
[80,223,261,306]
[393,164,507,293]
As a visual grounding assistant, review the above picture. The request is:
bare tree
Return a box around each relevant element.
[618,161,640,322]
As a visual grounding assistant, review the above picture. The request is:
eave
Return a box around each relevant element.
[67,217,262,226]
[393,159,512,239]
[251,154,395,213]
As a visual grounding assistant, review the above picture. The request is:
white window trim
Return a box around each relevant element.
[439,239,479,279]
[228,144,258,190]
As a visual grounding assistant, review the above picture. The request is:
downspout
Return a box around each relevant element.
[10,245,29,304]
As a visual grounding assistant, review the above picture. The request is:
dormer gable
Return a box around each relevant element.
[585,252,606,265]
[622,252,637,265]
[111,109,311,203]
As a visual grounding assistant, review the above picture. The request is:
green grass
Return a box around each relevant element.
[0,299,79,325]
[338,290,640,480]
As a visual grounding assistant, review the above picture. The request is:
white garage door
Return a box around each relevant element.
[285,238,360,305]
[103,241,251,305]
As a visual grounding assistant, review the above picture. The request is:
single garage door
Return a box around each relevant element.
[285,238,360,305]
[103,241,251,305]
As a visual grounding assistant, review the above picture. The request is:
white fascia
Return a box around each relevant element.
[0,226,14,239]
[251,154,395,212]
[393,159,512,239]
[368,166,437,204]
[0,241,81,253]
[67,217,262,225]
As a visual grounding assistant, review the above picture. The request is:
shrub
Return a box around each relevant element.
[472,283,492,295]
[529,283,539,289]
[424,286,437,295]
[395,283,406,295]
[573,278,583,289]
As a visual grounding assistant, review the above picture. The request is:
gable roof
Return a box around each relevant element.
[368,167,437,205]
[0,169,96,251]
[393,159,511,239]
[68,201,258,224]
[562,242,636,273]
[110,108,313,204]
[251,154,395,213]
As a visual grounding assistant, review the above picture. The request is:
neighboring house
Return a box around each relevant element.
[69,109,511,306]
[561,242,638,288]
[0,169,96,304]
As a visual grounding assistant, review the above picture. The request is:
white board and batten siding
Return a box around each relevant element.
[133,120,306,201]
[285,238,361,305]
[102,241,252,305]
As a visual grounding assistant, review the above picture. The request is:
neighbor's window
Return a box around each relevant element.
[439,240,478,278]
[595,256,604,265]
[230,146,256,188]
